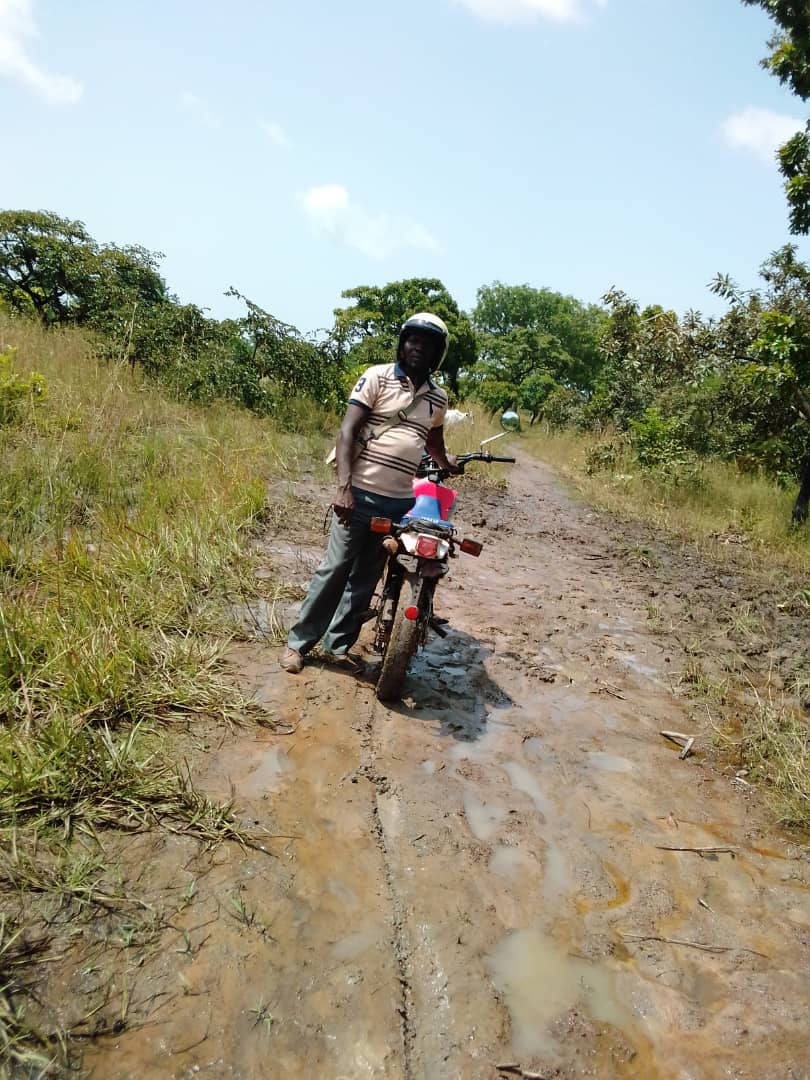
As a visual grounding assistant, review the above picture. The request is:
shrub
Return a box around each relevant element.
[542,386,585,430]
[629,407,687,470]
[585,439,623,475]
[0,347,46,426]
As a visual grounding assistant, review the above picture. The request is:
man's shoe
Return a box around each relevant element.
[281,647,304,674]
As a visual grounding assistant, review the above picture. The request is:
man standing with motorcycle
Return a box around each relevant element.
[281,313,461,674]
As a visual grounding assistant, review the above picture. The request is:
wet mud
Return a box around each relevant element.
[78,455,810,1078]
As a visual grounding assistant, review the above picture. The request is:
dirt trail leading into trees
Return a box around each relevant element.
[85,455,810,1079]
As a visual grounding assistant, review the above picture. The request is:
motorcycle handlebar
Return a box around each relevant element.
[454,452,516,466]
[416,450,516,480]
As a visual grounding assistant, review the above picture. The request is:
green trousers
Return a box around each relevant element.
[287,487,415,657]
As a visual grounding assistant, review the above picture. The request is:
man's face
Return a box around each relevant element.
[400,330,442,375]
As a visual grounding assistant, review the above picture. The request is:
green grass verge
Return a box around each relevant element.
[0,315,329,1067]
[521,425,810,574]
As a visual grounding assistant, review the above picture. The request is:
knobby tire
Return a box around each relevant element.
[375,577,426,702]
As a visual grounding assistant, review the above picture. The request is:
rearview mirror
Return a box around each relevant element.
[501,410,521,431]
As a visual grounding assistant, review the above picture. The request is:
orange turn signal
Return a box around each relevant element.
[370,517,392,533]
[460,538,483,557]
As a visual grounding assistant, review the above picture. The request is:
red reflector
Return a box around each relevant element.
[370,517,392,533]
[460,538,483,557]
[415,534,439,558]
[404,606,419,620]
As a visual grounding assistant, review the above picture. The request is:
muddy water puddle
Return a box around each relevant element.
[617,652,661,680]
[199,740,294,802]
[587,749,635,773]
[463,790,508,841]
[488,845,536,881]
[488,928,629,1059]
[502,760,554,818]
[542,841,572,901]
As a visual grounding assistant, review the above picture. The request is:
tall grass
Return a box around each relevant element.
[0,315,327,1065]
[522,425,810,575]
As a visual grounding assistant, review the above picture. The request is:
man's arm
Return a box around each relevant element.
[333,403,370,524]
[425,425,461,473]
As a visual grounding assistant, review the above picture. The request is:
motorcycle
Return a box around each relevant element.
[369,438,516,702]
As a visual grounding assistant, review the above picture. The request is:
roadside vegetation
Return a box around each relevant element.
[0,315,326,1071]
[521,425,810,575]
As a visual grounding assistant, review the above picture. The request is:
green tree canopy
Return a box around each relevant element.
[472,282,607,392]
[331,277,476,395]
[0,210,168,327]
[710,246,810,469]
[742,1,810,233]
[585,248,810,521]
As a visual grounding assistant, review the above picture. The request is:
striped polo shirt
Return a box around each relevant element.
[348,362,448,499]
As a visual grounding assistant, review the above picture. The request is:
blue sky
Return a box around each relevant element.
[2,0,808,332]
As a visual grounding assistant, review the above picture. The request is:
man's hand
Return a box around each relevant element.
[333,403,370,522]
[333,483,355,526]
[425,427,462,475]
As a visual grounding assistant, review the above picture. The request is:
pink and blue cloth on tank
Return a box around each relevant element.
[402,479,457,524]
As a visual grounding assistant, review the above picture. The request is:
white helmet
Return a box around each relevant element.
[398,312,449,368]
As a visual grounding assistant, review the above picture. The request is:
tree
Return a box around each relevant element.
[588,292,722,437]
[472,282,607,392]
[711,245,810,521]
[330,278,476,396]
[584,250,810,523]
[227,288,344,411]
[472,379,517,415]
[518,371,559,424]
[742,1,810,233]
[0,210,167,327]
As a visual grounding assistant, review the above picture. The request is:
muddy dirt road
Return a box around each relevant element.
[86,454,810,1079]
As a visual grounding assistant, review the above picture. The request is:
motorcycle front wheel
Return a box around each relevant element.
[375,576,430,703]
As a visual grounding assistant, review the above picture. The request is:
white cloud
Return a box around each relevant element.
[452,0,604,24]
[0,0,82,104]
[722,106,803,165]
[299,184,439,259]
[179,90,220,128]
[259,120,290,148]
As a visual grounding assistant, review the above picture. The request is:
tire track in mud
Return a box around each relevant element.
[359,703,416,1080]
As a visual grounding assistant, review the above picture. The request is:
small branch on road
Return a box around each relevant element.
[660,730,696,758]
[660,729,692,744]
[679,736,695,760]
[621,933,768,959]
[590,680,626,699]
[656,845,737,857]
